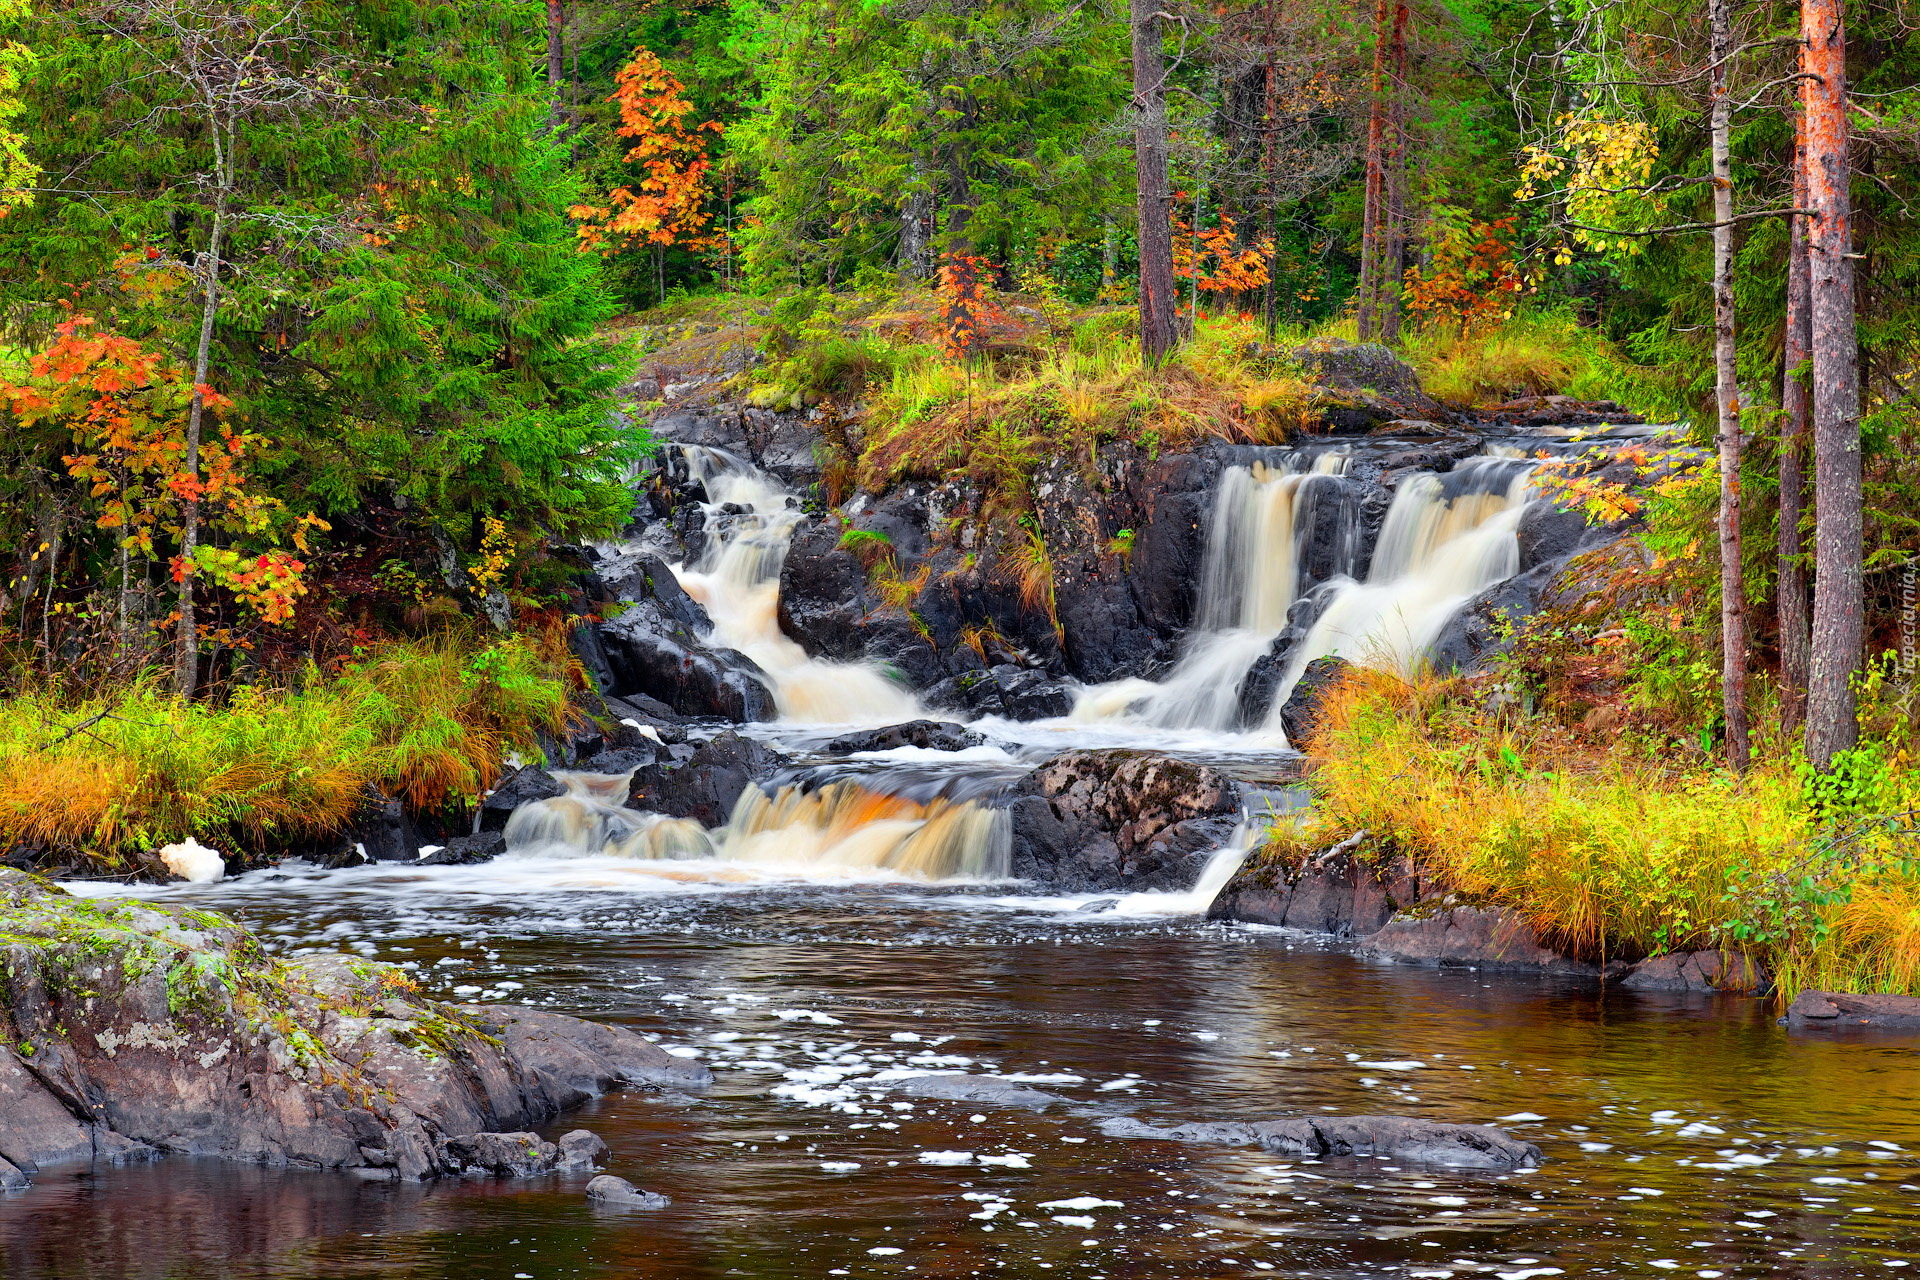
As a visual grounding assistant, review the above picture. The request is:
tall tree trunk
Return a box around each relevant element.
[546,0,565,129]
[1378,0,1410,345]
[1709,0,1749,773]
[176,186,229,702]
[1778,111,1813,735]
[1130,0,1178,364]
[1355,0,1390,341]
[1803,0,1862,769]
[901,156,933,279]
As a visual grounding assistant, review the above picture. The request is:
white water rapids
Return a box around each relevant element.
[496,440,1537,905]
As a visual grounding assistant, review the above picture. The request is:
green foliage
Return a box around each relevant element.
[0,0,642,604]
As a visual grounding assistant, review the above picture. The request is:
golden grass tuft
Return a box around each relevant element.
[0,632,572,869]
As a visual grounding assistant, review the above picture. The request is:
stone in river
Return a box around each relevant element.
[1098,1114,1541,1169]
[1784,990,1920,1029]
[889,1073,1064,1110]
[0,868,705,1186]
[586,1174,671,1208]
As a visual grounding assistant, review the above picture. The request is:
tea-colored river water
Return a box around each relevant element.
[6,863,1918,1279]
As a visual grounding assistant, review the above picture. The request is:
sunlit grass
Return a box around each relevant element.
[0,632,572,869]
[1270,667,1920,999]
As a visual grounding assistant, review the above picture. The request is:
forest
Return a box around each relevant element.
[0,0,1918,1272]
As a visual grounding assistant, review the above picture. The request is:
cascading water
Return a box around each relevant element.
[669,447,922,726]
[1072,450,1355,731]
[503,770,1009,882]
[1260,453,1536,720]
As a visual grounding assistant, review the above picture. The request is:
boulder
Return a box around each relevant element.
[557,1128,610,1171]
[1290,339,1445,428]
[1363,904,1627,978]
[586,1173,671,1208]
[0,869,705,1186]
[1620,950,1768,994]
[1008,750,1240,891]
[822,721,986,754]
[625,731,782,826]
[1098,1114,1540,1169]
[1275,655,1351,746]
[1208,845,1433,935]
[926,665,1077,722]
[415,831,508,866]
[598,594,776,723]
[1784,990,1920,1030]
[479,766,567,834]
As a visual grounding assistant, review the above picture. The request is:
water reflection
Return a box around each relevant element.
[6,878,1920,1278]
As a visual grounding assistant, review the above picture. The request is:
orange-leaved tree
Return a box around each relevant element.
[935,253,1005,364]
[1402,210,1528,332]
[570,46,723,298]
[1171,212,1276,297]
[2,316,327,642]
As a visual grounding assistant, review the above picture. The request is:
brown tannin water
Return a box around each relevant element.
[7,866,1919,1280]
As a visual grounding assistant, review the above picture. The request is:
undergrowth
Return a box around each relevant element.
[0,631,573,870]
[1270,667,1920,1001]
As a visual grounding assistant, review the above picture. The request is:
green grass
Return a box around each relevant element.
[0,632,572,870]
[1400,308,1682,415]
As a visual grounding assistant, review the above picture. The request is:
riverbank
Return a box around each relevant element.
[1237,663,1920,1002]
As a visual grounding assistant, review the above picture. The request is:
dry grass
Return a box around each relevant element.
[0,632,572,869]
[1266,668,1920,998]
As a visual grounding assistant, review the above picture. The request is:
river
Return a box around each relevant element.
[6,425,1918,1277]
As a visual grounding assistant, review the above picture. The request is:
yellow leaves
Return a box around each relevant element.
[1518,115,1662,257]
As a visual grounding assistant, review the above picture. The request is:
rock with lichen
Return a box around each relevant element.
[0,868,706,1186]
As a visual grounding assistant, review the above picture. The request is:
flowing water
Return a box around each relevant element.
[11,426,1920,1277]
[14,872,1920,1278]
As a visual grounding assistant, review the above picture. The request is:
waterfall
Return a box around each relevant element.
[668,448,923,725]
[1072,450,1354,731]
[1261,454,1536,723]
[504,771,1009,882]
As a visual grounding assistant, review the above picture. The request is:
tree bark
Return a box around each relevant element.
[900,156,933,279]
[1355,0,1390,341]
[546,0,565,129]
[1802,0,1862,769]
[176,181,230,702]
[1378,0,1410,345]
[1778,109,1813,736]
[1130,0,1178,364]
[1709,0,1749,773]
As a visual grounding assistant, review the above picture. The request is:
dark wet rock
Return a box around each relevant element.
[889,1073,1063,1110]
[0,870,703,1186]
[1275,656,1351,745]
[319,786,425,863]
[480,766,567,833]
[1364,904,1627,978]
[1621,950,1768,994]
[625,731,782,826]
[926,665,1077,722]
[557,1128,610,1171]
[608,554,712,633]
[1291,339,1445,428]
[1209,844,1435,936]
[438,1131,560,1178]
[1009,750,1240,892]
[775,447,1219,690]
[1425,558,1561,676]
[578,744,661,775]
[598,591,776,722]
[1783,990,1920,1029]
[586,1173,672,1208]
[1098,1114,1540,1169]
[415,831,507,866]
[822,721,986,754]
